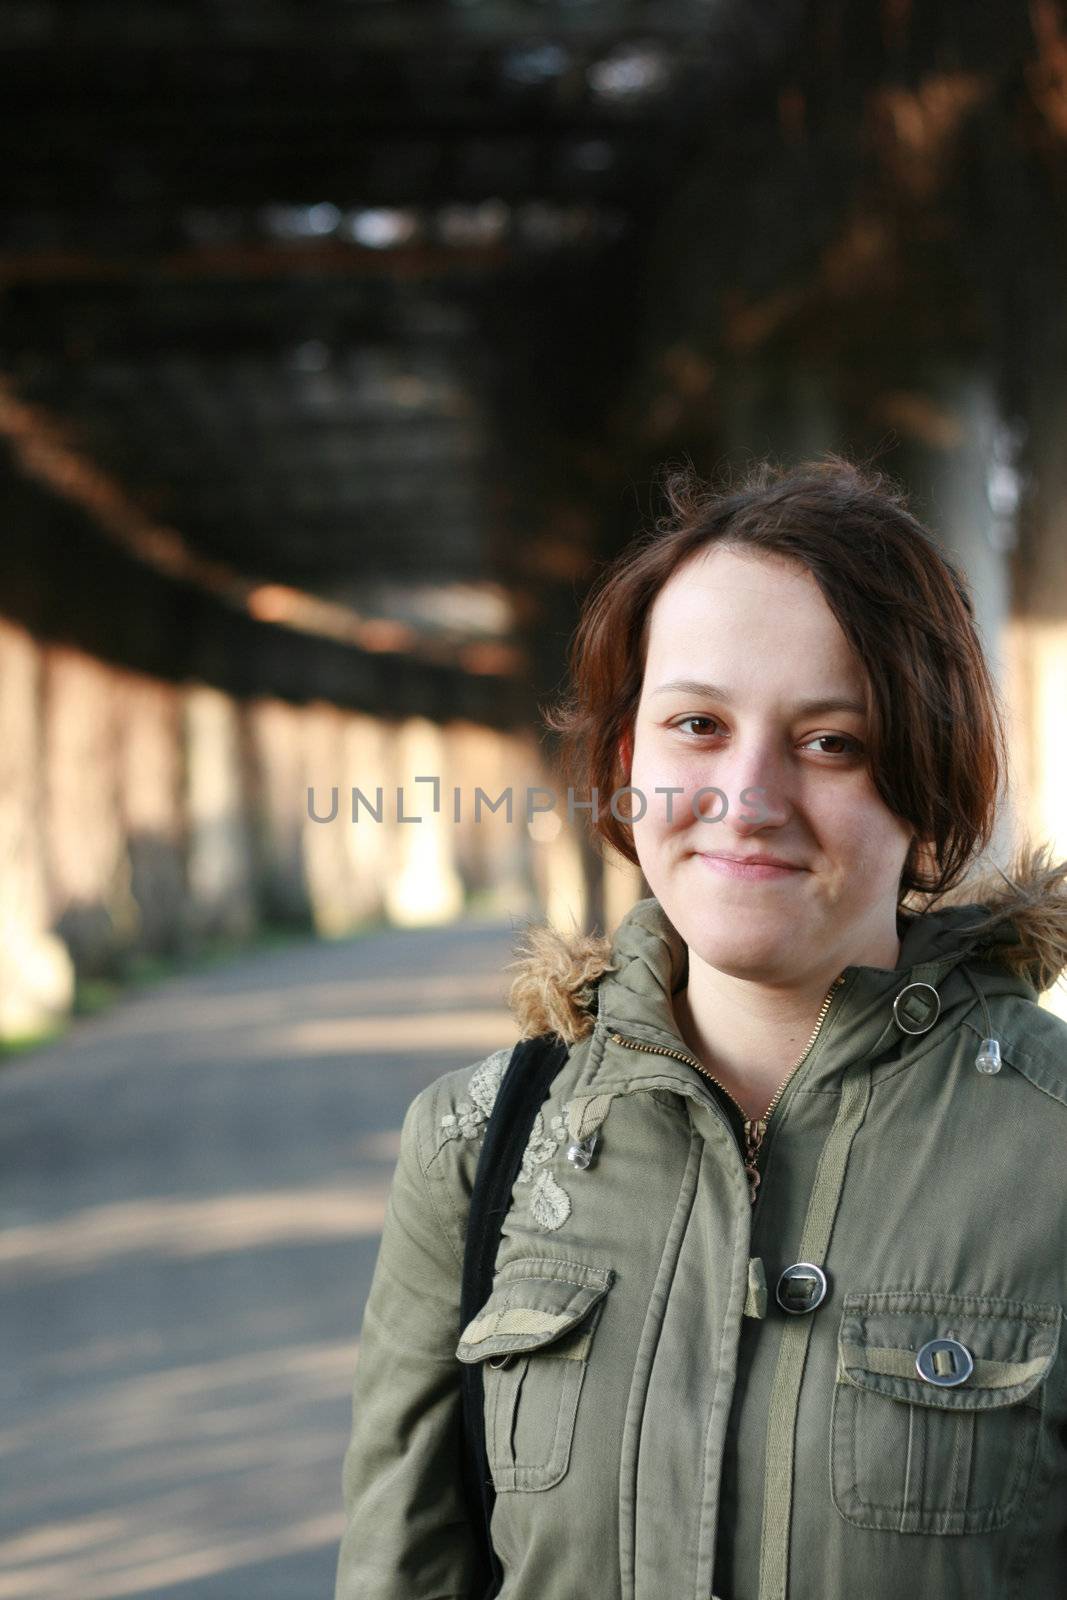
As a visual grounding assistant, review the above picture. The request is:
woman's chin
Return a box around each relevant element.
[670,902,806,979]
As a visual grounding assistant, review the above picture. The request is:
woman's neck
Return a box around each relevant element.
[671,940,897,1122]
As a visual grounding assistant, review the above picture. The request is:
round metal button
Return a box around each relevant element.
[487,1352,515,1370]
[892,981,942,1035]
[775,1261,828,1315]
[915,1337,974,1386]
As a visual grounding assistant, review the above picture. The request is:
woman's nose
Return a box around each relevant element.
[703,737,793,830]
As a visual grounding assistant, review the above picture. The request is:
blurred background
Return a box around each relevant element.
[1,1,1065,1595]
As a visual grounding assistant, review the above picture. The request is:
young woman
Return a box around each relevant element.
[335,455,1067,1600]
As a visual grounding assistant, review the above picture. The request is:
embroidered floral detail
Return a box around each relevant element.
[515,1110,566,1183]
[469,1054,508,1117]
[529,1168,572,1231]
[457,1102,485,1139]
[513,1106,576,1229]
[438,1050,509,1146]
[438,1063,587,1233]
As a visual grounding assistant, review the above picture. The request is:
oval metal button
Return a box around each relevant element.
[487,1352,515,1370]
[915,1337,974,1386]
[775,1261,828,1315]
[892,981,941,1035]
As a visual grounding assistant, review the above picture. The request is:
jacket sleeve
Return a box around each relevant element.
[334,1078,480,1600]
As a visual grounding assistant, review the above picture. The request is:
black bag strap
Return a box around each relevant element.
[458,1031,570,1600]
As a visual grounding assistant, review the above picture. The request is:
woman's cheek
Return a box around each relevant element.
[630,758,691,835]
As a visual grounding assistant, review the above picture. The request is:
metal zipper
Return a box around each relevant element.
[608,972,846,1205]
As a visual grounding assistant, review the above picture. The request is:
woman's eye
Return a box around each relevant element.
[803,734,863,756]
[671,720,862,757]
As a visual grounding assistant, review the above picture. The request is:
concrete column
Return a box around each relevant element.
[383,716,464,926]
[247,696,313,928]
[303,700,361,937]
[531,810,587,937]
[0,619,73,1037]
[184,683,256,941]
[887,360,1020,872]
[449,721,538,916]
[42,645,137,975]
[336,711,393,926]
[1004,374,1067,1020]
[117,672,189,956]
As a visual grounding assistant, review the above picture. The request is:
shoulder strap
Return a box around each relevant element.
[458,1031,570,1600]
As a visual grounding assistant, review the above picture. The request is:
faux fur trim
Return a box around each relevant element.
[923,839,1067,995]
[506,920,616,1045]
[506,840,1067,1043]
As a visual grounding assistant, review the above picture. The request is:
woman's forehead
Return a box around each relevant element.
[644,549,859,678]
[659,543,816,605]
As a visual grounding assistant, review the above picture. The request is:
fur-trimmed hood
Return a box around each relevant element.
[506,841,1067,1046]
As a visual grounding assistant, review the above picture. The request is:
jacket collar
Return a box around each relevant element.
[506,842,1067,1093]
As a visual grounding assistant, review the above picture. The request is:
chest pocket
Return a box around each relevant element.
[456,1256,614,1492]
[830,1289,1061,1535]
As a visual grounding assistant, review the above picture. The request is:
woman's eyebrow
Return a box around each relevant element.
[650,678,867,717]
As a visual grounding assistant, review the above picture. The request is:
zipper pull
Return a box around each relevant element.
[742,1117,767,1203]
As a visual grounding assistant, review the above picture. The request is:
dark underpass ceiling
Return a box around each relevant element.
[0,0,1058,722]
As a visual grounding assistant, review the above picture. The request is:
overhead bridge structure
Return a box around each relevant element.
[1,0,1065,1034]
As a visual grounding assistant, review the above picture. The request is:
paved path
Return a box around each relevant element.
[0,919,520,1600]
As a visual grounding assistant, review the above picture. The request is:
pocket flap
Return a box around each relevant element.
[456,1257,614,1364]
[838,1290,1061,1411]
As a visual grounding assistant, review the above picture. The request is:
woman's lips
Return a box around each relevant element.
[695,853,804,880]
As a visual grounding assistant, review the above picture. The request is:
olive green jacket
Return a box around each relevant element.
[335,847,1067,1600]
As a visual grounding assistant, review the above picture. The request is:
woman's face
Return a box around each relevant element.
[626,544,916,982]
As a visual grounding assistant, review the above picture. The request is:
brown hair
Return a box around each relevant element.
[544,454,1008,903]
